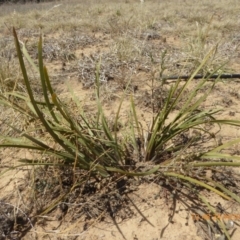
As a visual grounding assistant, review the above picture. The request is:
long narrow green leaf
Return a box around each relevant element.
[0,95,36,118]
[21,42,38,72]
[13,28,38,108]
[176,48,216,115]
[0,143,45,151]
[202,152,240,161]
[3,122,88,166]
[190,161,240,167]
[211,180,240,203]
[13,29,77,158]
[208,138,240,153]
[130,95,141,138]
[101,113,114,142]
[38,35,54,119]
[5,123,54,150]
[163,172,231,200]
[0,143,74,163]
[43,66,59,123]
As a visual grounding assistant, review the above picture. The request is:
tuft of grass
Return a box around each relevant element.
[1,28,240,239]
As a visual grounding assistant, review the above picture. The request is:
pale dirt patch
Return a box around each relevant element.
[13,182,240,240]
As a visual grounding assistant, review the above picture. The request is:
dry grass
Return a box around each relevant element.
[0,0,239,82]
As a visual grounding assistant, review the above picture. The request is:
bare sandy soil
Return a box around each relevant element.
[1,0,240,239]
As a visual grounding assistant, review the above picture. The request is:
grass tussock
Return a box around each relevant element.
[1,0,240,239]
[0,29,240,239]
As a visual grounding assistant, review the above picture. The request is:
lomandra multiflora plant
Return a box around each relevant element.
[1,29,240,239]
